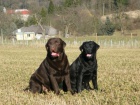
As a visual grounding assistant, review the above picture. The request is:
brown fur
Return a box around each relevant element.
[24,38,73,95]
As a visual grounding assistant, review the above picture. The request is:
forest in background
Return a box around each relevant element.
[0,0,140,37]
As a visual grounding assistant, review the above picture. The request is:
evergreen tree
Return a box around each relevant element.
[113,0,129,8]
[104,17,115,35]
[113,0,118,9]
[25,15,37,26]
[64,0,82,7]
[97,17,115,35]
[40,7,47,17]
[15,19,25,28]
[122,0,129,6]
[48,0,54,14]
[64,0,74,7]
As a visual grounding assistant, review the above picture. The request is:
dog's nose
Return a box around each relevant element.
[51,46,55,51]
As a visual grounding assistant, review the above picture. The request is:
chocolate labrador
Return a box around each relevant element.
[70,41,100,93]
[24,38,73,94]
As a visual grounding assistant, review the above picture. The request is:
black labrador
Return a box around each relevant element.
[24,38,73,95]
[70,41,100,93]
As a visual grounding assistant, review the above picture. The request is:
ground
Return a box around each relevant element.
[0,45,140,105]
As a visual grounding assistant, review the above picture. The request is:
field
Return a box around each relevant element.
[0,44,140,105]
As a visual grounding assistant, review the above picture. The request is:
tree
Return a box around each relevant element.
[0,6,3,12]
[39,7,49,25]
[10,22,17,32]
[113,0,129,9]
[40,7,47,17]
[48,0,54,14]
[20,0,29,9]
[64,0,82,7]
[15,19,25,28]
[98,17,115,35]
[121,0,129,6]
[25,15,37,26]
[64,0,74,7]
[104,17,115,35]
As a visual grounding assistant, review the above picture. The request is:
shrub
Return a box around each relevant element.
[97,17,115,36]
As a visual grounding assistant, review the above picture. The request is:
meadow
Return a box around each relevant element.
[0,42,140,105]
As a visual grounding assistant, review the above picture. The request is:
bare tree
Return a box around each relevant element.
[34,14,46,37]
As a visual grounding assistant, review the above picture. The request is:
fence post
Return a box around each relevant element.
[110,39,112,47]
[122,40,124,47]
[131,40,133,48]
[12,38,15,45]
[131,33,132,39]
[134,39,137,48]
[1,29,3,44]
[96,33,98,42]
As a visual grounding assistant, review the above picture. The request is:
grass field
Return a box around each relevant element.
[0,45,140,105]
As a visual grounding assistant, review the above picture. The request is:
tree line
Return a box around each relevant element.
[0,0,140,37]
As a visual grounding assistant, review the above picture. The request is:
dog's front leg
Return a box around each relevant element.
[64,74,74,94]
[49,75,60,94]
[92,72,98,90]
[77,72,83,93]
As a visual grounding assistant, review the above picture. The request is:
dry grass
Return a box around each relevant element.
[0,45,140,105]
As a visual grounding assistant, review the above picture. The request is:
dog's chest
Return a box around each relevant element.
[82,68,93,75]
[80,60,97,74]
[81,68,94,80]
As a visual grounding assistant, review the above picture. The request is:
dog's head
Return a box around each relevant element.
[45,38,66,58]
[79,41,100,59]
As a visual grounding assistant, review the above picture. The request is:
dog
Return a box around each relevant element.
[70,41,100,93]
[24,38,73,95]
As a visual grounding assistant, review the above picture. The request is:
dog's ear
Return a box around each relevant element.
[45,42,48,50]
[62,40,66,48]
[45,39,51,50]
[91,41,100,51]
[59,38,66,48]
[95,42,100,51]
[96,44,100,51]
[79,42,84,51]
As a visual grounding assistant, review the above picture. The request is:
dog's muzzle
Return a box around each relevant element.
[51,52,60,57]
[86,54,93,58]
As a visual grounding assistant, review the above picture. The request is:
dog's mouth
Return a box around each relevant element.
[86,54,92,58]
[51,52,60,57]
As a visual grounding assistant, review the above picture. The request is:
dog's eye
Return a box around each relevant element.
[57,43,60,46]
[56,42,60,45]
[49,43,52,45]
